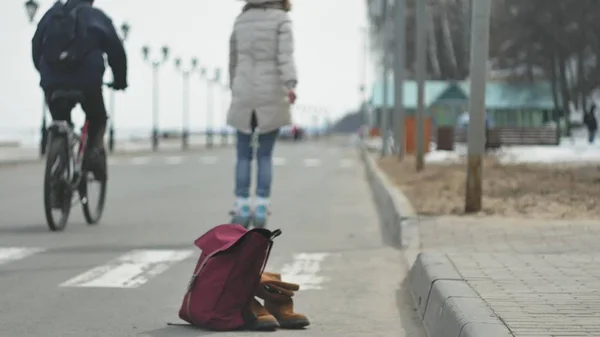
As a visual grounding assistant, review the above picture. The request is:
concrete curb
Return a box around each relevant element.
[358,142,511,337]
[409,253,512,337]
[358,142,420,266]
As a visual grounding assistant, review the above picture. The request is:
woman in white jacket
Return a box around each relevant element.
[228,0,297,228]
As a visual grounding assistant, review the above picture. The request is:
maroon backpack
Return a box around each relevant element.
[177,224,281,331]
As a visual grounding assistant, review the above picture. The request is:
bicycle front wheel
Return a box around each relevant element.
[43,137,72,232]
[80,170,107,225]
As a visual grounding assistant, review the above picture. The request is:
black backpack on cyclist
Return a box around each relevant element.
[41,0,89,71]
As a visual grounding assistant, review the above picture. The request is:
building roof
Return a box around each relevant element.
[459,81,555,110]
[369,79,456,109]
[369,79,556,110]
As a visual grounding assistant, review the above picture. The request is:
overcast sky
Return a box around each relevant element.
[0,0,374,144]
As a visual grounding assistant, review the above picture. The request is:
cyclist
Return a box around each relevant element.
[31,0,128,182]
[227,0,298,227]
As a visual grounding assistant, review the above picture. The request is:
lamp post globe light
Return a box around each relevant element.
[174,57,199,150]
[107,21,130,153]
[120,22,130,41]
[201,68,221,148]
[141,45,169,152]
[25,0,39,23]
[220,80,230,146]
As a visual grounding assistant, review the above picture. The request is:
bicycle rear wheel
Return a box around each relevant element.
[80,169,107,225]
[43,137,72,232]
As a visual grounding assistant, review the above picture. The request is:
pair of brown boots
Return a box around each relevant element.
[249,272,310,331]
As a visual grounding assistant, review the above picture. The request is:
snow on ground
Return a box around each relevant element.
[495,137,600,164]
[364,135,600,165]
[425,146,463,163]
[364,136,464,164]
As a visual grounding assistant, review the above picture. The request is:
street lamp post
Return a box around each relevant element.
[142,45,169,152]
[358,27,367,138]
[220,81,230,146]
[24,0,47,157]
[175,57,198,150]
[107,22,130,153]
[201,68,221,149]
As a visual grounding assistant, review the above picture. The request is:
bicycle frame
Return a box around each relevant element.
[76,121,89,170]
[47,120,89,189]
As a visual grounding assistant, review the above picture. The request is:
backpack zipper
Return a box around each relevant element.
[185,250,220,324]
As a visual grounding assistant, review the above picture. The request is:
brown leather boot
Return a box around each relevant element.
[247,298,279,331]
[263,271,282,280]
[257,273,310,329]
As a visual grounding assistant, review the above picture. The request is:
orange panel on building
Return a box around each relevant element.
[367,118,431,154]
[404,117,431,154]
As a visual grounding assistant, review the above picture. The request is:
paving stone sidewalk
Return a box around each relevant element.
[419,216,600,336]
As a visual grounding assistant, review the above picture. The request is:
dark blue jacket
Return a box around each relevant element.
[31,1,127,89]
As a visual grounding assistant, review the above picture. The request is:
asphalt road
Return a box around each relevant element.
[0,138,425,337]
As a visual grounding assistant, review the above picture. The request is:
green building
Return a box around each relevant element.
[369,79,556,128]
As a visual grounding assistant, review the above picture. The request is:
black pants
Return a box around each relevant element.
[44,86,108,148]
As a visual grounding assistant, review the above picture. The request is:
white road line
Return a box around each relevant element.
[273,157,287,166]
[0,247,45,266]
[165,156,183,165]
[303,158,322,167]
[107,158,120,165]
[60,249,193,289]
[280,253,329,290]
[339,159,355,168]
[199,156,218,164]
[131,156,151,165]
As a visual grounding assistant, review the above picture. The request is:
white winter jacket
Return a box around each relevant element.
[227,0,298,134]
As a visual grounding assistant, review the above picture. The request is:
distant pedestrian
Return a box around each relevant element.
[227,0,298,228]
[584,104,597,144]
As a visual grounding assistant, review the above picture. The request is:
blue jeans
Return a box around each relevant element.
[589,131,596,144]
[235,129,279,198]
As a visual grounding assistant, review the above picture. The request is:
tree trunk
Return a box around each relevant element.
[550,54,560,111]
[427,6,441,78]
[550,53,561,141]
[441,2,459,78]
[558,51,572,136]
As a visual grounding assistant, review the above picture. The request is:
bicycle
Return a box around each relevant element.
[43,87,109,232]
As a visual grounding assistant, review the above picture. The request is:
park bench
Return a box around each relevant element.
[453,127,559,146]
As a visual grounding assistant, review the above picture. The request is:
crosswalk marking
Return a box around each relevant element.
[0,247,45,266]
[273,157,287,166]
[108,155,355,168]
[60,249,193,289]
[303,158,322,167]
[165,156,183,165]
[280,252,329,290]
[0,246,334,290]
[199,156,218,164]
[131,156,151,165]
[339,159,355,168]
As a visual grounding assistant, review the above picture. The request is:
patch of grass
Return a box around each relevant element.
[378,156,600,220]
